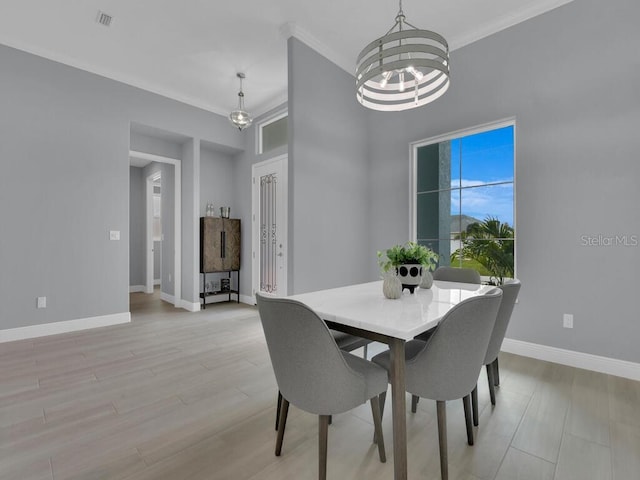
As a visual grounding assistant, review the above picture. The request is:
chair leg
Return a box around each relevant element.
[370,396,386,462]
[275,391,282,431]
[275,398,289,456]
[411,394,420,413]
[436,400,448,480]
[471,385,479,427]
[462,395,474,446]
[374,390,387,444]
[493,358,500,386]
[486,364,496,406]
[363,344,368,360]
[319,415,330,480]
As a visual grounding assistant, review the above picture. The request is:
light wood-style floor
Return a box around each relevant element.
[1,291,639,480]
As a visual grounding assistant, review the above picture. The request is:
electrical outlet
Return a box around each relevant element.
[37,296,47,309]
[563,313,573,328]
[109,230,120,240]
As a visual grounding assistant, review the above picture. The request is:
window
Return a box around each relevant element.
[413,121,515,283]
[258,112,287,154]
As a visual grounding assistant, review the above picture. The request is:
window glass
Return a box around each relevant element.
[261,115,287,154]
[416,124,515,283]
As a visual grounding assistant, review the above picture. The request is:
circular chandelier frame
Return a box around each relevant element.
[356,3,450,111]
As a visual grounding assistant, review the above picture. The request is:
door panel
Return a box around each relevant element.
[253,156,288,296]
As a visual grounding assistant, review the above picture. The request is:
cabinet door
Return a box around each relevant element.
[223,219,241,271]
[200,217,224,272]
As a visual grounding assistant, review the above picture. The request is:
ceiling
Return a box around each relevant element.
[1,0,573,118]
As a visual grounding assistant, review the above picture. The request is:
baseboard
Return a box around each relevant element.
[501,338,640,381]
[0,312,131,343]
[160,291,175,305]
[129,285,145,293]
[240,294,255,305]
[180,300,201,312]
[158,292,199,312]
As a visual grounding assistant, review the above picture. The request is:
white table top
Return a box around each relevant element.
[288,280,494,341]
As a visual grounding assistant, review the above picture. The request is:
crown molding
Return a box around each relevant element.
[1,37,230,117]
[279,22,354,77]
[449,0,577,50]
[2,37,284,122]
[252,89,288,119]
[280,1,576,78]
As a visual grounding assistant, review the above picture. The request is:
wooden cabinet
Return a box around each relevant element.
[200,217,240,307]
[200,217,241,272]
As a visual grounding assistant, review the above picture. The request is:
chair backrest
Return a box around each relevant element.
[433,266,481,284]
[405,288,502,401]
[484,279,521,365]
[255,293,368,415]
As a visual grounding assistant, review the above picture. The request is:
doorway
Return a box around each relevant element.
[146,171,162,293]
[130,150,182,308]
[252,155,288,297]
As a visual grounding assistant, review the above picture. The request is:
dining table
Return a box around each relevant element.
[287,279,494,480]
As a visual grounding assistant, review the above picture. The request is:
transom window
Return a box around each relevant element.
[258,112,287,154]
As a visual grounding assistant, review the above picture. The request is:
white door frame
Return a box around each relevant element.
[252,155,288,297]
[131,150,182,307]
[145,171,162,293]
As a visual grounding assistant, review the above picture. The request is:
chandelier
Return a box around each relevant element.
[229,73,253,130]
[356,0,450,111]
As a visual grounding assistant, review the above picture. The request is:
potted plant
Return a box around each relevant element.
[378,242,439,294]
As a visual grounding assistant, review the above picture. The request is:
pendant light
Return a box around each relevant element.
[356,0,450,111]
[229,73,253,130]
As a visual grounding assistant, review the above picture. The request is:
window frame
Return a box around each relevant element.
[409,117,517,276]
[257,110,288,155]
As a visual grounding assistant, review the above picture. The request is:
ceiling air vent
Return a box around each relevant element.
[96,11,113,27]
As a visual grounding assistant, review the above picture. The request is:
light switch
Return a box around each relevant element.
[110,230,120,241]
[37,296,47,309]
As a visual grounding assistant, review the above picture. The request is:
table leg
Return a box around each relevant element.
[389,337,407,480]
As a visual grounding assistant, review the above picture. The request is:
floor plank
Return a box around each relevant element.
[0,290,637,480]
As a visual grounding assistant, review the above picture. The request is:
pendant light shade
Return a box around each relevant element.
[356,0,450,111]
[229,73,253,130]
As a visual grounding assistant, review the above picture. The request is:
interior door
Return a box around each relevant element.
[252,155,288,297]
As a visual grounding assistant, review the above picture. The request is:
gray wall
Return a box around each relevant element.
[200,146,235,218]
[288,38,371,294]
[0,43,242,329]
[129,166,145,286]
[366,0,640,363]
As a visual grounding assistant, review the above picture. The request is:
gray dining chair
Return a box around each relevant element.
[470,279,521,425]
[372,288,502,480]
[411,266,481,358]
[274,330,371,430]
[432,265,482,284]
[256,293,387,480]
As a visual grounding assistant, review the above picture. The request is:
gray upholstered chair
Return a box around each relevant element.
[274,329,371,430]
[432,265,482,284]
[256,293,387,480]
[413,266,481,360]
[470,279,521,425]
[372,288,502,480]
